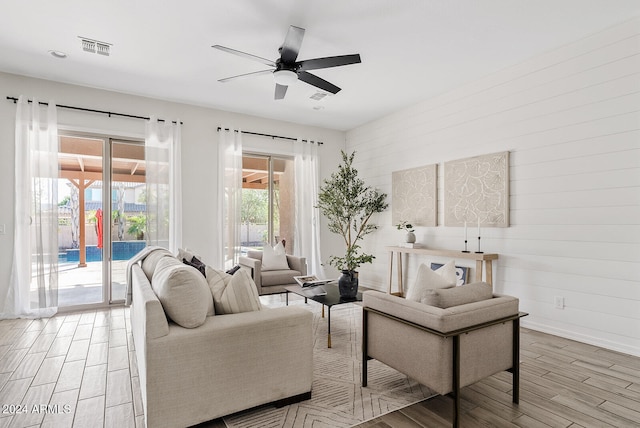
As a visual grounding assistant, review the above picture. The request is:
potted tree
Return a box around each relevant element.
[317,150,388,298]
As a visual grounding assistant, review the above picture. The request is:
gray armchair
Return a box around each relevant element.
[239,250,307,295]
[362,284,527,428]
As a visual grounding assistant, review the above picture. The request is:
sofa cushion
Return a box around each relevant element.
[260,269,302,287]
[151,257,212,328]
[141,248,174,281]
[206,266,262,314]
[183,256,206,277]
[261,241,290,271]
[422,282,493,308]
[405,261,457,302]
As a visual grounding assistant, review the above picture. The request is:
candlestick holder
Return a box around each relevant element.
[462,239,470,253]
[475,236,484,254]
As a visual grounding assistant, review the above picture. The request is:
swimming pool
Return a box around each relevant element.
[60,241,147,262]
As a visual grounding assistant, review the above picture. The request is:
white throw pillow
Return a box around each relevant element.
[435,260,458,285]
[151,257,212,328]
[205,266,262,314]
[205,266,233,314]
[176,247,200,262]
[261,241,290,271]
[405,261,457,302]
[141,248,174,281]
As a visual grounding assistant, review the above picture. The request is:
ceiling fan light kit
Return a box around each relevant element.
[273,69,298,86]
[213,25,361,100]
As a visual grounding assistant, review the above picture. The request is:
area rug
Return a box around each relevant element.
[223,299,436,427]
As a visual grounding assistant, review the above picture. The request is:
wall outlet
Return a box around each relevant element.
[554,296,565,310]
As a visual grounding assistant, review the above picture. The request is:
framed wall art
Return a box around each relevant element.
[443,151,509,227]
[392,164,437,227]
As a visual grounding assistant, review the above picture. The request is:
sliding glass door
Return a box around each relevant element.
[58,135,104,307]
[109,140,146,301]
[241,153,295,252]
[57,133,145,309]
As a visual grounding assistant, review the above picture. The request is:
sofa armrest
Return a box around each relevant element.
[286,255,307,275]
[363,290,518,334]
[131,264,169,340]
[239,256,262,288]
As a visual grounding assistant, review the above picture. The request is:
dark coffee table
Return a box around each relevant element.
[285,283,369,348]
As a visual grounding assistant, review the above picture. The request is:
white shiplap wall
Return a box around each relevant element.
[346,17,640,356]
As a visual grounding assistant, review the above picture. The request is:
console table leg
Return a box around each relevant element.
[388,251,394,294]
[397,252,403,296]
[475,260,483,283]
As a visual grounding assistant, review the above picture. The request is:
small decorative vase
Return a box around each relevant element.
[405,232,416,243]
[338,270,359,299]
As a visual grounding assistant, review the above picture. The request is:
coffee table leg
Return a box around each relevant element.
[286,291,289,306]
[327,306,331,348]
[321,305,325,318]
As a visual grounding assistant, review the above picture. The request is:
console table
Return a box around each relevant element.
[386,246,499,296]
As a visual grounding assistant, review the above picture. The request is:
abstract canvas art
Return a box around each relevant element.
[444,151,509,227]
[392,164,437,227]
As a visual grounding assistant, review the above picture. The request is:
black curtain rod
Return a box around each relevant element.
[6,96,183,125]
[217,127,323,145]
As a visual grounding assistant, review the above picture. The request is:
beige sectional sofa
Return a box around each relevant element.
[129,249,313,428]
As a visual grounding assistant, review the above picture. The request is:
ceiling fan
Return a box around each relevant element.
[212,25,361,100]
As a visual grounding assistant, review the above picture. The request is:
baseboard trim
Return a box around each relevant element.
[522,319,640,358]
[274,391,312,408]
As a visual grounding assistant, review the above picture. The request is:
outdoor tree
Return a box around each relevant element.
[127,215,146,240]
[58,195,71,207]
[241,189,268,244]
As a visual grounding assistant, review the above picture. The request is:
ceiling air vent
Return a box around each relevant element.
[81,39,95,53]
[79,37,112,56]
[96,43,110,56]
[310,91,328,101]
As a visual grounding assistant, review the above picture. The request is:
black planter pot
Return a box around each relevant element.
[338,270,359,299]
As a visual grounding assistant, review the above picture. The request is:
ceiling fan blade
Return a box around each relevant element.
[279,25,305,63]
[275,84,288,100]
[297,71,341,94]
[297,54,361,71]
[219,69,274,83]
[212,45,276,67]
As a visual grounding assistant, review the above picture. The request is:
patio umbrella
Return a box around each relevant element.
[96,208,103,249]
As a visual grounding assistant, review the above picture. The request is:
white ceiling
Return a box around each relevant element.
[1,1,639,131]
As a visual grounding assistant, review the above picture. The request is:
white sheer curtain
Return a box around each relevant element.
[3,96,59,319]
[294,139,324,277]
[145,117,182,253]
[217,128,242,269]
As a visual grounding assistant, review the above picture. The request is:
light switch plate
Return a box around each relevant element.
[0,224,5,235]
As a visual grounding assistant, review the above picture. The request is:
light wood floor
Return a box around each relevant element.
[1,306,639,427]
[356,328,640,428]
[0,307,143,428]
